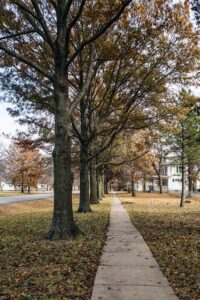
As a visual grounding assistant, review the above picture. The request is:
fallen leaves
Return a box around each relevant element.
[0,197,111,299]
[122,192,200,300]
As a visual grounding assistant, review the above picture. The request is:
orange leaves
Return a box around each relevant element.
[6,143,44,190]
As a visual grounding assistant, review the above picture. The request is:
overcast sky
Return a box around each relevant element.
[0,102,25,145]
[0,103,18,133]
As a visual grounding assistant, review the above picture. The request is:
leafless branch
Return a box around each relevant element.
[0,45,54,82]
[0,30,35,41]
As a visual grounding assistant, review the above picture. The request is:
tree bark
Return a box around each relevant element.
[90,158,98,204]
[193,178,197,192]
[98,170,105,199]
[97,169,103,200]
[101,173,105,198]
[180,123,186,208]
[131,179,136,197]
[47,78,80,239]
[77,94,92,212]
[158,175,163,194]
[104,178,108,195]
[21,171,24,193]
[143,173,146,192]
[180,165,185,207]
[78,146,92,212]
[187,164,193,197]
[180,146,186,207]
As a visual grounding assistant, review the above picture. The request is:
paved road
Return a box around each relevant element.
[0,193,53,205]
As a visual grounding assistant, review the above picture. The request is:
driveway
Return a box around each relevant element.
[0,193,53,205]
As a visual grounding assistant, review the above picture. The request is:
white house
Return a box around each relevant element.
[0,181,16,191]
[127,153,200,193]
[0,181,53,192]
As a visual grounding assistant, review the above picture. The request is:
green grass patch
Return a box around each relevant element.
[121,193,200,300]
[0,197,111,299]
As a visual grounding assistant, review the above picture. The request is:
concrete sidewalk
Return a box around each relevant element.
[91,195,178,300]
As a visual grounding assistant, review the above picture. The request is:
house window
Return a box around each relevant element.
[162,179,168,187]
[161,167,168,175]
[176,166,182,174]
[173,179,182,182]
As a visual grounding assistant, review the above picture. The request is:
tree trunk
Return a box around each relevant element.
[90,158,98,204]
[143,173,146,192]
[158,175,163,194]
[97,169,102,200]
[101,174,105,198]
[193,178,197,192]
[187,164,193,197]
[104,167,109,195]
[180,166,185,207]
[77,93,92,212]
[180,124,186,208]
[78,147,92,212]
[47,79,80,240]
[104,179,108,195]
[28,186,31,194]
[180,156,185,208]
[21,172,24,193]
[131,179,136,197]
[98,170,105,199]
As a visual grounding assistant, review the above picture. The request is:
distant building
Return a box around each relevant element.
[0,182,15,191]
[124,154,200,193]
[0,181,53,192]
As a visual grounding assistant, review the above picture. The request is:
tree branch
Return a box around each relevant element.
[69,45,95,114]
[13,0,38,20]
[12,2,50,45]
[30,0,55,50]
[61,0,74,22]
[0,45,54,82]
[49,0,57,11]
[0,30,35,41]
[66,0,132,67]
[97,146,152,167]
[67,0,86,30]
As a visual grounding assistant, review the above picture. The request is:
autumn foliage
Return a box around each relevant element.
[6,143,44,193]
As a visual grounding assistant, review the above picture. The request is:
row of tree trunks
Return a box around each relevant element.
[78,149,107,212]
[78,147,91,212]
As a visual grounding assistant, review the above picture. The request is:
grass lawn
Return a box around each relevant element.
[120,192,200,300]
[0,195,111,299]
